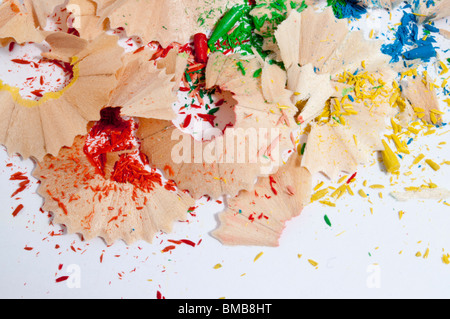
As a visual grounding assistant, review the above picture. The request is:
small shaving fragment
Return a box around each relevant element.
[391,188,450,201]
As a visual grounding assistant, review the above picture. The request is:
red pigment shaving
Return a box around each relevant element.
[10,2,20,13]
[12,204,24,217]
[197,113,216,127]
[269,176,278,195]
[84,107,136,175]
[164,180,176,192]
[175,41,236,137]
[11,58,73,76]
[156,290,165,299]
[10,171,28,180]
[168,239,196,247]
[347,172,357,184]
[181,114,192,128]
[31,89,44,97]
[55,276,69,283]
[84,107,165,193]
[11,180,29,197]
[194,33,208,63]
[9,53,74,101]
[10,172,30,198]
[161,245,176,253]
[50,59,74,78]
[110,152,162,193]
[11,59,31,65]
[150,42,192,61]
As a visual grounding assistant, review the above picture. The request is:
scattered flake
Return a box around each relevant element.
[311,188,329,202]
[254,252,264,262]
[425,159,440,171]
[391,188,450,201]
[320,200,336,207]
[358,189,368,198]
[443,253,450,265]
[381,140,400,174]
[12,204,24,217]
[423,247,430,259]
[308,259,318,268]
[324,214,332,226]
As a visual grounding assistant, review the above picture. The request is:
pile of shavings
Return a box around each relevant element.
[250,0,309,62]
[173,43,237,139]
[207,2,263,56]
[381,4,439,62]
[0,0,449,254]
[207,0,309,60]
[308,1,450,204]
[251,0,308,41]
[316,70,396,126]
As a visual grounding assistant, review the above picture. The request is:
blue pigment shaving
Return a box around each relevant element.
[327,0,367,20]
[411,0,436,10]
[381,9,438,63]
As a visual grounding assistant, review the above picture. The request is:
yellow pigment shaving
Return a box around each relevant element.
[425,159,440,171]
[381,140,400,174]
[319,200,336,207]
[308,259,318,267]
[358,189,367,198]
[311,189,329,202]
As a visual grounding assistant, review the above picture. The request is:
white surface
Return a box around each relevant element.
[1,2,450,299]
